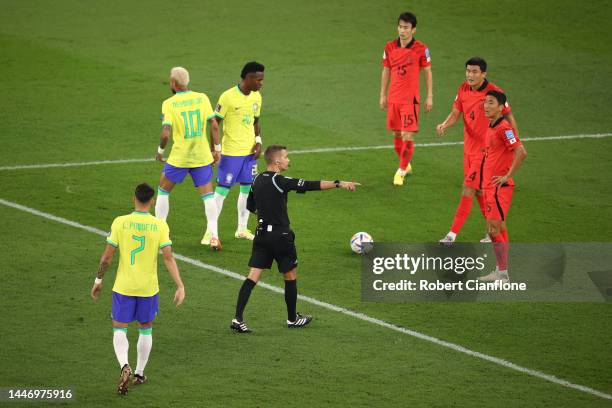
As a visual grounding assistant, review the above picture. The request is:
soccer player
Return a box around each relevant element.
[208,61,264,244]
[478,90,527,282]
[437,57,519,245]
[380,12,433,186]
[230,145,359,333]
[90,183,185,395]
[154,67,222,250]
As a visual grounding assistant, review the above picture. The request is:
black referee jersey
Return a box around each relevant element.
[247,171,321,227]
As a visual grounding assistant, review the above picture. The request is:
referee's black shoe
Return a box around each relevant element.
[287,313,313,328]
[230,319,252,333]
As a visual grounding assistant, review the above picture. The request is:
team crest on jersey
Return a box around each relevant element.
[225,173,234,184]
[252,103,259,113]
[505,130,517,145]
[215,103,222,113]
[425,48,431,62]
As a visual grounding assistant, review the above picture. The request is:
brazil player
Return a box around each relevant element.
[479,91,527,282]
[380,12,433,186]
[437,58,519,245]
[207,61,264,244]
[91,183,185,395]
[154,67,222,250]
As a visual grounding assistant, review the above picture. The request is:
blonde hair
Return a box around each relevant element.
[170,67,190,87]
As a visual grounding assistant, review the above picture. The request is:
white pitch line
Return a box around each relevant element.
[0,197,610,402]
[1,132,611,171]
[0,158,153,171]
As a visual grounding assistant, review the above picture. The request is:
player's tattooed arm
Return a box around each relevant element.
[96,245,116,279]
[91,244,115,300]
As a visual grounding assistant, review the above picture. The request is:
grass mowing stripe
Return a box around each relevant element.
[1,132,611,171]
[1,196,611,402]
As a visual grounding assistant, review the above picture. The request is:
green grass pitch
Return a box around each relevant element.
[1,0,611,406]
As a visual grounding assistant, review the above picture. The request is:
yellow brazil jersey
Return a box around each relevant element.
[106,212,172,297]
[161,90,215,168]
[214,86,262,156]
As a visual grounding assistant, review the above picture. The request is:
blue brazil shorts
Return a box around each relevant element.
[216,154,257,187]
[163,163,213,187]
[111,292,159,324]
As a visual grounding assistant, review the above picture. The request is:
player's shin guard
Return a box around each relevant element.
[450,196,473,234]
[155,188,170,221]
[393,137,403,157]
[399,141,414,170]
[284,279,297,322]
[202,193,219,237]
[491,233,509,271]
[113,327,129,368]
[214,186,230,215]
[135,327,152,376]
[237,185,251,232]
[476,194,487,218]
[235,278,257,321]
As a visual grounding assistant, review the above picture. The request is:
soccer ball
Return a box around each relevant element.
[350,232,374,254]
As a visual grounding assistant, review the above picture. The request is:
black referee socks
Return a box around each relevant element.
[235,278,257,321]
[284,279,298,322]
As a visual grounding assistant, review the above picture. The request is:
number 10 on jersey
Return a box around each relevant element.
[180,110,203,139]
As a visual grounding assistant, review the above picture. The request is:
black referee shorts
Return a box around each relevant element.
[248,227,298,273]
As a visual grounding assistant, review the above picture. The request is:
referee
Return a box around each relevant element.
[230,144,359,333]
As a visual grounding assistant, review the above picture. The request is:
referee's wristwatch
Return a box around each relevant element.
[334,180,341,188]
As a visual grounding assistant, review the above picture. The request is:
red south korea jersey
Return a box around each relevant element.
[483,117,522,188]
[382,38,431,104]
[453,80,511,156]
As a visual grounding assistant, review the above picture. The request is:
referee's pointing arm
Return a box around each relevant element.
[247,144,360,213]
